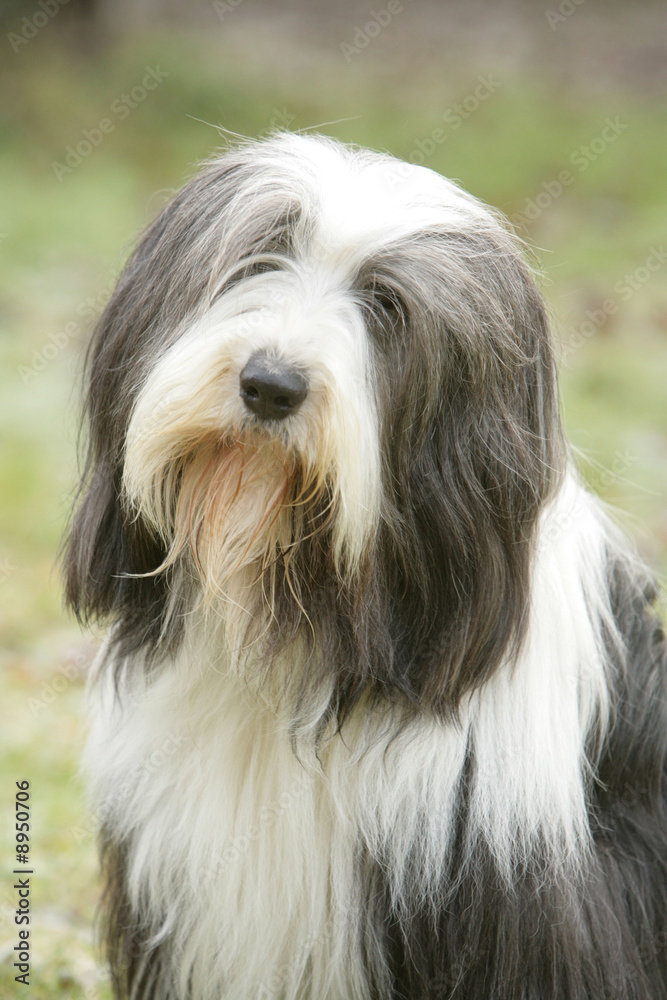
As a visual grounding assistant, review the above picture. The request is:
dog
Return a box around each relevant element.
[64,133,667,999]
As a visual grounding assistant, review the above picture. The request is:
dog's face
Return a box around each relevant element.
[66,133,564,719]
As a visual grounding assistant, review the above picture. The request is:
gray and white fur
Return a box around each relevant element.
[64,133,667,1000]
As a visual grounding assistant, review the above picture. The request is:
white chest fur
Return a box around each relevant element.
[85,477,617,1000]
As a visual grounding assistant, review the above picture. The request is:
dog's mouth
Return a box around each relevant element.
[132,431,335,602]
[122,333,380,602]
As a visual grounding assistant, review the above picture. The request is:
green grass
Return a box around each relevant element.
[1,26,666,995]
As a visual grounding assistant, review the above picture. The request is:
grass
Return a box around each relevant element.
[0,24,665,996]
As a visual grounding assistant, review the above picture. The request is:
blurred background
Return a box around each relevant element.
[1,1,666,995]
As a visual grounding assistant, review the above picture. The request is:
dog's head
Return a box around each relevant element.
[65,133,564,716]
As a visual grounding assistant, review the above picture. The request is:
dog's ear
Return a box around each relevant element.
[375,230,565,711]
[62,162,241,651]
[62,154,303,655]
[63,453,171,644]
[61,276,178,655]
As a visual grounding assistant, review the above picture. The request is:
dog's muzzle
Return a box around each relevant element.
[240,352,308,421]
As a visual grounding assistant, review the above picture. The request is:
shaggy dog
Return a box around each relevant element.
[64,133,667,999]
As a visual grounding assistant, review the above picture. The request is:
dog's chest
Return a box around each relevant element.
[89,663,373,998]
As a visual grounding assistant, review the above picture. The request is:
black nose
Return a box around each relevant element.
[239,354,308,421]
